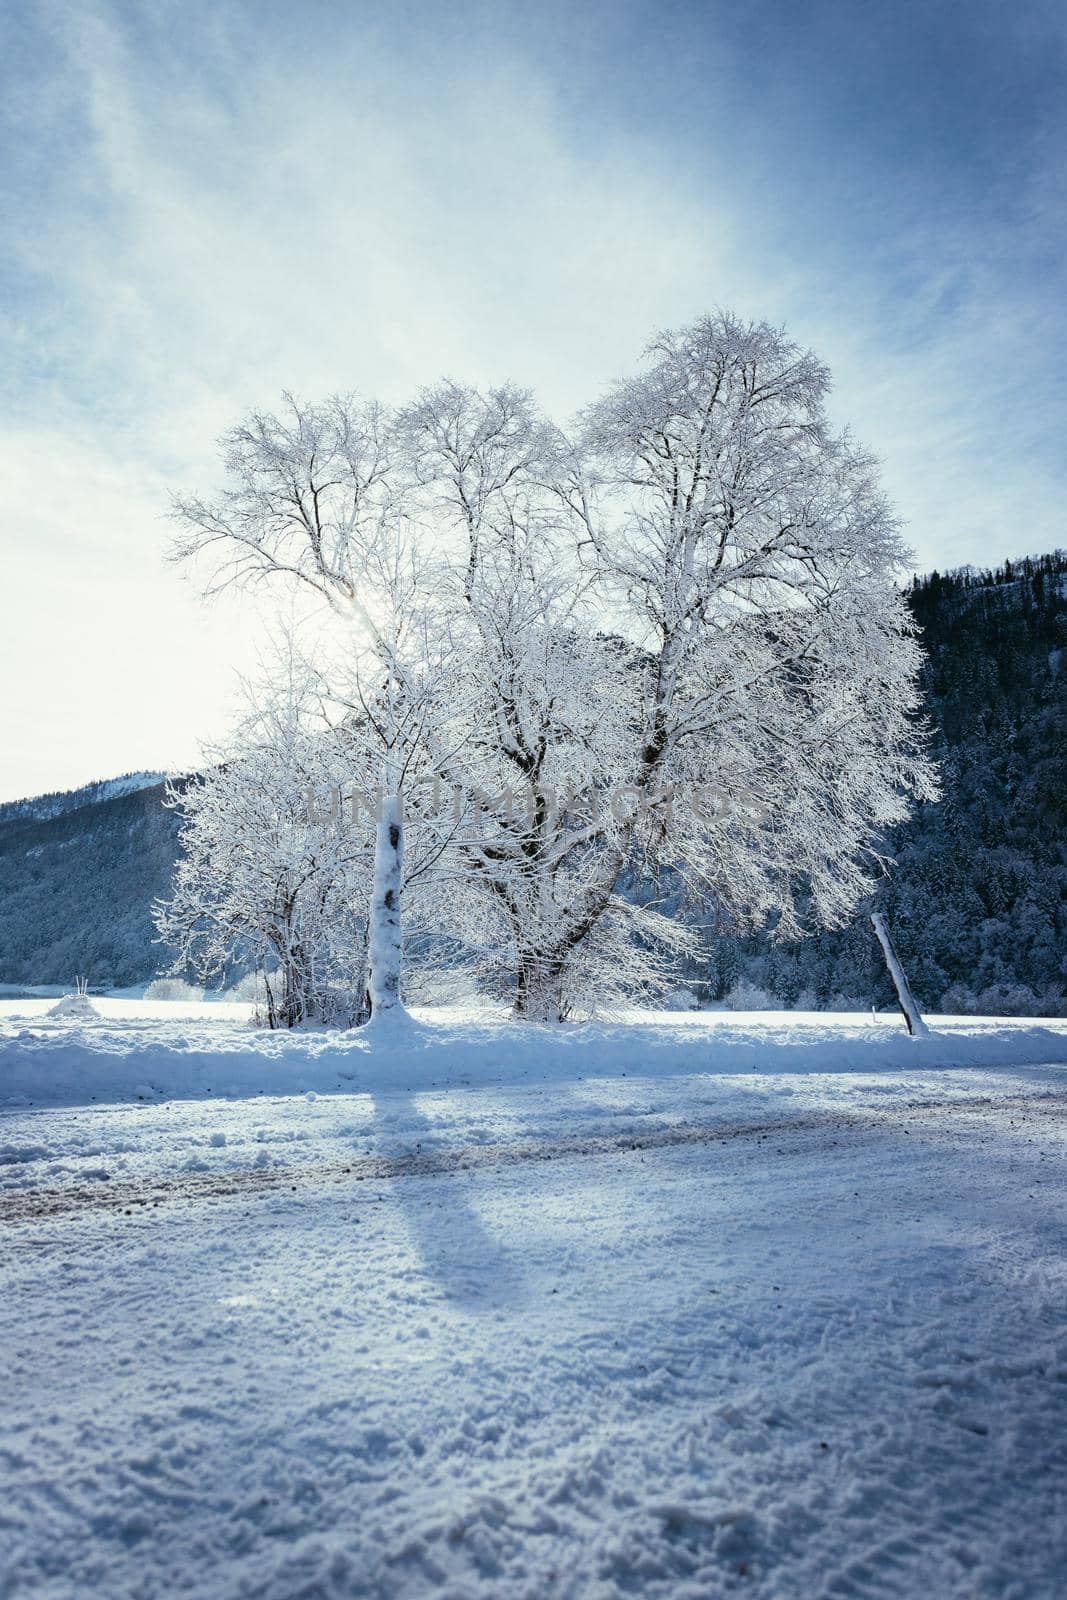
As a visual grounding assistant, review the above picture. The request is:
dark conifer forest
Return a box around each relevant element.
[706,551,1067,1014]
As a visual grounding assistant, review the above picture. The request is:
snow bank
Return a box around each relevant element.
[2,1001,1066,1108]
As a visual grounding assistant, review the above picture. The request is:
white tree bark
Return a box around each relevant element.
[367,792,404,1019]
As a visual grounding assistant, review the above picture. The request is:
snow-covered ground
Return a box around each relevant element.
[3,999,1067,1108]
[3,1005,1067,1596]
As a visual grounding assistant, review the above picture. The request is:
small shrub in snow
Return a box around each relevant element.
[725,980,777,1011]
[47,990,99,1020]
[825,992,868,1013]
[975,982,1040,1017]
[662,987,700,1011]
[941,983,980,1015]
[226,971,274,1003]
[145,978,204,1002]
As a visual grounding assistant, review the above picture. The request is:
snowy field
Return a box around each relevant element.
[3,1004,1067,1597]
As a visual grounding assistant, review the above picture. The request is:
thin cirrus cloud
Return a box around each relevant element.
[1,0,1064,799]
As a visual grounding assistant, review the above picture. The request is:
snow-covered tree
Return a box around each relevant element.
[154,659,373,1027]
[559,312,939,1013]
[397,381,687,1020]
[171,396,456,1028]
[395,320,936,1021]
[170,316,936,1024]
[156,638,476,1028]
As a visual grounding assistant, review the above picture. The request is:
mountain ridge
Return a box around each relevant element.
[0,771,166,826]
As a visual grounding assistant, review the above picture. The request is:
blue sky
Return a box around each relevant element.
[1,0,1065,797]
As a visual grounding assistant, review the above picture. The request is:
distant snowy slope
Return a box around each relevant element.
[0,771,165,826]
[0,776,182,988]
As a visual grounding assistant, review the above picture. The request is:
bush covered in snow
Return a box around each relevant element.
[144,977,204,1002]
[725,980,777,1011]
[942,980,1066,1018]
[225,971,273,1004]
[824,992,871,1012]
[661,986,700,1011]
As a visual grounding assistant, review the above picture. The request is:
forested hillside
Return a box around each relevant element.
[708,551,1067,1014]
[0,779,180,989]
[2,553,1064,1009]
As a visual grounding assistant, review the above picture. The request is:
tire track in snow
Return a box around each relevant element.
[2,1089,1063,1225]
[0,1113,837,1223]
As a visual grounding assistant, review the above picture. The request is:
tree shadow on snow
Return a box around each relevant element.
[367,1091,525,1309]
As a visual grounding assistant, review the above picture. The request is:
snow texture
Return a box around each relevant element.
[2,1002,1066,1597]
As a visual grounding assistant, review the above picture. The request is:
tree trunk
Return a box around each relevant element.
[267,927,316,1029]
[367,793,405,1019]
[513,953,566,1024]
[263,973,278,1030]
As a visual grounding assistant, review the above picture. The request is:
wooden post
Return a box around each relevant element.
[870,915,927,1036]
[870,912,929,1038]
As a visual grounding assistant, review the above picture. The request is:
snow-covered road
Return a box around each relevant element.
[3,1064,1067,1598]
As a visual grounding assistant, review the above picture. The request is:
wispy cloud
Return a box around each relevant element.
[2,0,1065,795]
